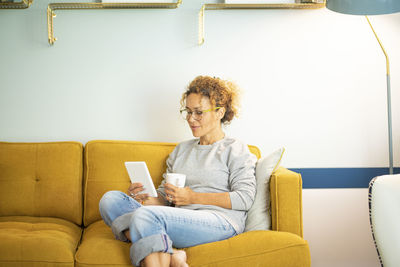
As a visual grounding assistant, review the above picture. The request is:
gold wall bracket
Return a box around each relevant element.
[198,0,325,45]
[47,0,182,45]
[0,0,32,9]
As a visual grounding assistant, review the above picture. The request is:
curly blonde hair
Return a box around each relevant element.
[180,76,240,125]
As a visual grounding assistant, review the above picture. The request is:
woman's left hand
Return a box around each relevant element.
[164,183,194,206]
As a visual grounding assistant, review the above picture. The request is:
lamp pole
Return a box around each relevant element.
[365,16,393,174]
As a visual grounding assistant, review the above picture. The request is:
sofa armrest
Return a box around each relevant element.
[270,167,304,237]
[369,174,400,267]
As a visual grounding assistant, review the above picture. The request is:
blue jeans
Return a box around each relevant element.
[99,191,236,266]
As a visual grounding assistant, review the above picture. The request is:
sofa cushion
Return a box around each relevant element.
[83,140,261,226]
[0,142,83,225]
[185,230,310,267]
[75,220,131,267]
[76,221,309,267]
[83,141,176,227]
[0,216,82,267]
[245,147,285,232]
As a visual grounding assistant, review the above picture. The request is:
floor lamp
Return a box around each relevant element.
[326,0,400,175]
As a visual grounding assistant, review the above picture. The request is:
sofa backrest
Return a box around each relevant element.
[0,142,83,225]
[83,140,261,226]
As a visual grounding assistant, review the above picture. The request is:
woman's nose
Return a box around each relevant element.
[187,115,196,123]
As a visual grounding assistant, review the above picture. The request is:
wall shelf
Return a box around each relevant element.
[47,0,182,45]
[198,0,325,45]
[0,0,32,9]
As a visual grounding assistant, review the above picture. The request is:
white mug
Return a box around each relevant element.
[164,173,186,188]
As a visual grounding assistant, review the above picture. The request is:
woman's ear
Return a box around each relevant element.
[218,107,226,119]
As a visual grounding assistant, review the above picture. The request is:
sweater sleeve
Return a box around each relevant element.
[228,142,257,211]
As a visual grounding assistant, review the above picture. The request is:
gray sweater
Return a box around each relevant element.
[157,137,257,234]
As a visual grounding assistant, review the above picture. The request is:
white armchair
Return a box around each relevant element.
[369,174,400,267]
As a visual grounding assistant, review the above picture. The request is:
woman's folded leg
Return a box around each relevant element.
[128,206,236,266]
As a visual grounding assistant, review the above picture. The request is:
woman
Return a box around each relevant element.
[99,76,257,267]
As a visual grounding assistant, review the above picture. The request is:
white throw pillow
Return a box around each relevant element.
[245,147,285,232]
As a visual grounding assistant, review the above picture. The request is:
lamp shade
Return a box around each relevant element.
[326,0,400,15]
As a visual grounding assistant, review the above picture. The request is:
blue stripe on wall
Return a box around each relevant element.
[290,168,400,188]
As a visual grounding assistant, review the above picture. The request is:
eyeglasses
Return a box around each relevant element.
[180,107,221,121]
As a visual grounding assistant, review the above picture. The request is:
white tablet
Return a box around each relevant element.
[124,161,158,198]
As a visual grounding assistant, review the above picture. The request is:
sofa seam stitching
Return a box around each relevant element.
[299,172,303,237]
[0,260,73,264]
[275,174,279,232]
[83,142,90,226]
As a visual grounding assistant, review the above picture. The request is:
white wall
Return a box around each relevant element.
[303,189,380,267]
[1,1,399,266]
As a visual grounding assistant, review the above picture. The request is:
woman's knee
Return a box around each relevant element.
[99,191,125,217]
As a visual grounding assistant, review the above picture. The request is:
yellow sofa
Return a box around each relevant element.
[0,140,310,267]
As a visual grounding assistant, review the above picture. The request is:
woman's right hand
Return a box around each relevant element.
[128,183,149,204]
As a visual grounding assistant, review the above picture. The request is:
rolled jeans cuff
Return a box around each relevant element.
[130,234,173,266]
[111,212,134,242]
